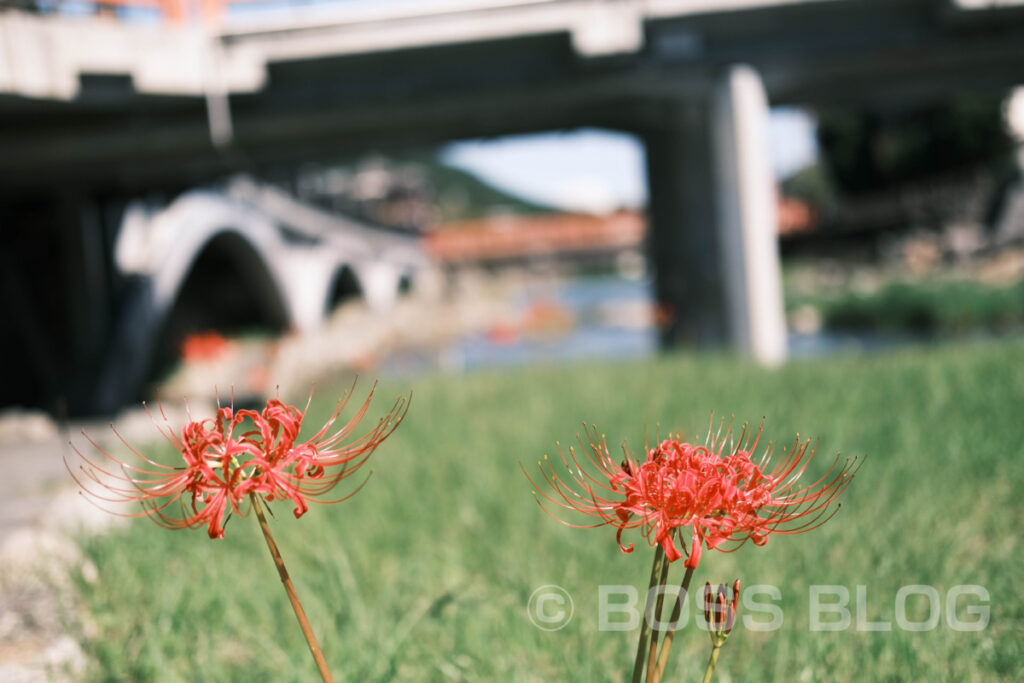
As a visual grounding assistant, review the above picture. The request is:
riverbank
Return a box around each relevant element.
[4,265,1023,679]
[71,336,1024,681]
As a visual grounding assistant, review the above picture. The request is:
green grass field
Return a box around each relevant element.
[74,338,1024,682]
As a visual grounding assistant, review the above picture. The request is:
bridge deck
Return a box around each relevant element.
[2,0,1024,189]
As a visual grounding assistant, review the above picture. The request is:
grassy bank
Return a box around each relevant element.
[75,338,1024,681]
[796,278,1024,335]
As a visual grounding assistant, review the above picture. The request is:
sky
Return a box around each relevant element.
[441,107,819,214]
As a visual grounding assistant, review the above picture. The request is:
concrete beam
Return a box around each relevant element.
[0,14,264,99]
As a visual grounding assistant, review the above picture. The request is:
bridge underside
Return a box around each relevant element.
[2,0,1024,190]
[2,0,1024,413]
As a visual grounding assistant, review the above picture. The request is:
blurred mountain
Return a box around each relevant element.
[420,157,559,224]
[293,153,558,230]
[781,163,838,207]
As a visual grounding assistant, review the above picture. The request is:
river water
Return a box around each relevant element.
[384,274,934,378]
[445,276,657,371]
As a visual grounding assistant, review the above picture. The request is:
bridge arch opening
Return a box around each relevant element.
[152,230,289,380]
[398,272,413,296]
[325,264,363,314]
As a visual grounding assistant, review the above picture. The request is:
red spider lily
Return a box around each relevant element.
[526,419,860,569]
[704,580,741,640]
[68,384,408,539]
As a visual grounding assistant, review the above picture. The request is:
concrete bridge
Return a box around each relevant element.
[2,172,427,415]
[5,0,1024,186]
[3,0,1024,414]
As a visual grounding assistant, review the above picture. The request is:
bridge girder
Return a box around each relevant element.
[2,0,1024,190]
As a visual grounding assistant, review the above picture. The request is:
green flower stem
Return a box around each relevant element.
[701,644,723,683]
[250,492,334,683]
[645,554,672,682]
[650,565,695,683]
[631,544,666,683]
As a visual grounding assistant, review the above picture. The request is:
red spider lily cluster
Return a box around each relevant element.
[69,385,407,539]
[527,420,860,570]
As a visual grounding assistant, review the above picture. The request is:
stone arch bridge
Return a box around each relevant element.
[6,176,429,415]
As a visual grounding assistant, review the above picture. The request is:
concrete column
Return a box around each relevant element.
[643,64,787,364]
[59,195,113,411]
[644,99,729,348]
[712,64,787,365]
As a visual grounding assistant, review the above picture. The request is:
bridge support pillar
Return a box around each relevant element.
[644,64,787,364]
